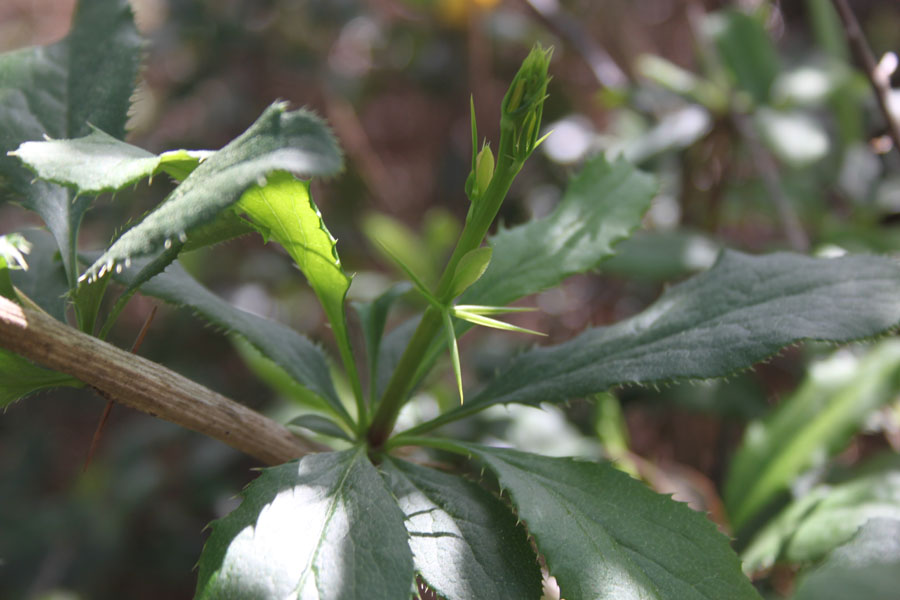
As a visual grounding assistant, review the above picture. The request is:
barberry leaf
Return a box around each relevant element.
[380,457,542,600]
[0,348,83,408]
[415,251,900,433]
[0,0,142,282]
[195,448,413,599]
[461,445,760,599]
[81,102,342,282]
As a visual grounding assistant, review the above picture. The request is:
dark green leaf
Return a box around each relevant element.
[287,415,353,442]
[0,348,83,407]
[416,251,900,433]
[725,340,900,532]
[460,155,655,308]
[602,230,720,282]
[195,448,413,599]
[82,102,342,282]
[792,518,900,600]
[115,258,349,424]
[704,9,779,104]
[380,458,542,600]
[0,0,141,281]
[353,282,413,401]
[8,229,69,322]
[742,454,900,573]
[11,126,212,194]
[462,444,760,599]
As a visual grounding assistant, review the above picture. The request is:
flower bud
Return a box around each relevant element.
[474,143,494,197]
[500,44,553,163]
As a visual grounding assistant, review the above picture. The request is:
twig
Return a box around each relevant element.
[831,0,900,154]
[83,305,158,471]
[0,296,325,465]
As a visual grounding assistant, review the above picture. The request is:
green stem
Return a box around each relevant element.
[367,146,521,448]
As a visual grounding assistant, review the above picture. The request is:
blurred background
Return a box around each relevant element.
[2,0,900,598]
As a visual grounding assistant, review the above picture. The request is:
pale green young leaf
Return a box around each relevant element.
[82,102,342,282]
[742,454,900,573]
[460,154,655,308]
[11,126,212,194]
[792,518,900,600]
[113,258,349,424]
[0,348,83,408]
[236,171,362,413]
[0,0,141,282]
[195,448,413,599]
[362,213,437,286]
[442,309,464,403]
[412,251,900,434]
[448,246,492,299]
[452,307,545,336]
[380,458,542,600]
[462,444,761,600]
[724,340,900,532]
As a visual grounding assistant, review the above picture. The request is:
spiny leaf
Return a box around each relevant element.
[0,348,83,408]
[195,448,414,599]
[461,444,761,600]
[82,102,342,282]
[380,457,542,600]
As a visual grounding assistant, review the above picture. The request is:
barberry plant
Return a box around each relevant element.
[3,1,900,598]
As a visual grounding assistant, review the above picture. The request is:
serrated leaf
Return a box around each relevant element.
[287,415,353,442]
[380,457,542,600]
[11,126,212,194]
[352,282,413,401]
[0,348,83,407]
[742,454,900,573]
[460,155,655,308]
[113,258,349,424]
[792,518,900,600]
[236,171,362,410]
[724,340,900,532]
[0,0,141,281]
[82,102,342,282]
[461,444,760,600]
[449,247,492,299]
[195,448,413,599]
[415,251,900,433]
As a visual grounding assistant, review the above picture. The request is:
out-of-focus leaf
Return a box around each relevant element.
[82,102,342,282]
[742,454,900,573]
[725,341,900,532]
[381,458,542,600]
[792,518,900,600]
[0,0,141,281]
[602,230,720,281]
[622,105,714,164]
[412,251,900,435]
[462,444,761,599]
[0,348,83,407]
[363,212,437,286]
[11,126,212,194]
[755,108,830,168]
[195,448,413,599]
[704,9,779,104]
[8,229,68,322]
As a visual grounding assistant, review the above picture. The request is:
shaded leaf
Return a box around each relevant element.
[724,340,900,532]
[0,0,141,281]
[287,415,353,442]
[704,9,779,104]
[8,229,69,322]
[196,448,413,599]
[380,457,542,600]
[82,102,342,282]
[462,444,760,600]
[416,251,900,433]
[0,348,83,408]
[352,282,412,401]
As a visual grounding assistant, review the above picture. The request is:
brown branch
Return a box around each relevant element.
[0,296,326,465]
[831,0,900,154]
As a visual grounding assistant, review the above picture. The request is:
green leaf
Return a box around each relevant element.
[460,155,655,308]
[0,0,142,282]
[196,448,414,599]
[380,457,542,600]
[11,126,212,194]
[461,444,760,600]
[82,102,342,282]
[352,282,413,401]
[724,340,900,532]
[114,258,349,424]
[742,454,900,573]
[602,230,720,282]
[448,246,492,299]
[704,9,779,104]
[414,251,900,434]
[236,171,362,415]
[287,414,353,442]
[452,305,545,336]
[0,348,83,408]
[8,229,69,322]
[792,518,900,600]
[362,213,437,287]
